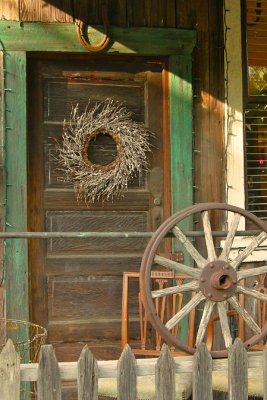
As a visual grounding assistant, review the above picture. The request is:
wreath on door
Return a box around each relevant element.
[56,100,152,204]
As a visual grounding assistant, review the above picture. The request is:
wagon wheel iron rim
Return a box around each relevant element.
[139,203,267,358]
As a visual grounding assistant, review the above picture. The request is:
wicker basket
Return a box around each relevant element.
[0,318,47,398]
[0,318,47,363]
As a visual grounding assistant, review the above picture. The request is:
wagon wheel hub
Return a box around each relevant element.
[199,260,237,301]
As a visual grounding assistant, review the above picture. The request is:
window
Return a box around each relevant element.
[245,1,267,220]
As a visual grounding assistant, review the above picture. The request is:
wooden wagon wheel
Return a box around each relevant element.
[140,203,267,358]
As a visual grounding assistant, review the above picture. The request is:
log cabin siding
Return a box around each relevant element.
[0,0,225,207]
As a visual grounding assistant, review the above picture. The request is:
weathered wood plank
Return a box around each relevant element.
[228,338,248,400]
[0,50,4,313]
[169,55,194,215]
[192,343,212,400]
[4,51,29,326]
[217,301,233,348]
[195,300,215,346]
[19,348,264,381]
[202,211,217,260]
[117,344,137,400]
[172,225,206,267]
[0,0,19,21]
[0,339,20,400]
[155,344,176,400]
[20,0,73,22]
[37,345,61,400]
[77,345,98,400]
[0,22,196,55]
[73,0,100,24]
[264,343,267,400]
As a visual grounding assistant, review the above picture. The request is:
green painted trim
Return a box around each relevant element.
[0,22,196,55]
[169,55,193,342]
[4,51,28,323]
[169,55,193,216]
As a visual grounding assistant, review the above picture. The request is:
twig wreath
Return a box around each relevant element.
[56,100,152,204]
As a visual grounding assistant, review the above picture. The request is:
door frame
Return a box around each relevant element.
[0,22,196,322]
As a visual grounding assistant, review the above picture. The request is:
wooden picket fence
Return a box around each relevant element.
[0,339,266,400]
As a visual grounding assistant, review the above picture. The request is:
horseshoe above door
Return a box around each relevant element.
[76,3,110,52]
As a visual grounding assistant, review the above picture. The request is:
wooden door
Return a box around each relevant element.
[27,55,169,361]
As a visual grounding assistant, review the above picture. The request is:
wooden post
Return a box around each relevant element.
[192,343,212,400]
[0,339,20,400]
[228,338,248,400]
[37,344,61,400]
[77,345,98,400]
[117,344,137,400]
[155,344,176,400]
[264,343,267,400]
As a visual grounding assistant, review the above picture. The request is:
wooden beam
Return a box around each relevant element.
[0,22,196,55]
[169,55,193,215]
[4,51,28,324]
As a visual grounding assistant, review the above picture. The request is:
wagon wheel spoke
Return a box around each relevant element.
[219,213,241,261]
[217,301,233,348]
[228,296,261,334]
[201,211,217,261]
[195,300,215,346]
[165,292,205,331]
[236,285,267,302]
[237,265,267,280]
[231,231,267,269]
[154,255,200,279]
[140,203,267,357]
[152,280,199,299]
[172,226,206,268]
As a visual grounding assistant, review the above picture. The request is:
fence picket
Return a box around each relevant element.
[0,339,20,400]
[0,339,266,399]
[155,343,176,400]
[37,344,61,400]
[228,338,248,400]
[117,344,137,400]
[192,343,212,400]
[77,345,98,400]
[264,343,267,400]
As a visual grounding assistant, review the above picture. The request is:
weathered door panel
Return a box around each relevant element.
[28,56,169,361]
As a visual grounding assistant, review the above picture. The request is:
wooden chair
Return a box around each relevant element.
[98,270,196,400]
[121,271,196,356]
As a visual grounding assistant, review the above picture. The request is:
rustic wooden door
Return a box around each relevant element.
[27,55,169,362]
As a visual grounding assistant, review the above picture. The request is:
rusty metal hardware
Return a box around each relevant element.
[139,202,267,358]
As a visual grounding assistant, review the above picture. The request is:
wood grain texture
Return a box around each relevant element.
[192,0,225,208]
[0,340,20,400]
[117,344,137,400]
[228,338,248,400]
[77,345,98,400]
[18,346,265,381]
[0,0,19,21]
[20,0,73,22]
[37,345,61,400]
[155,344,176,400]
[192,343,212,400]
[4,51,29,324]
[27,55,169,364]
[0,22,196,55]
[0,51,3,308]
[264,343,267,400]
